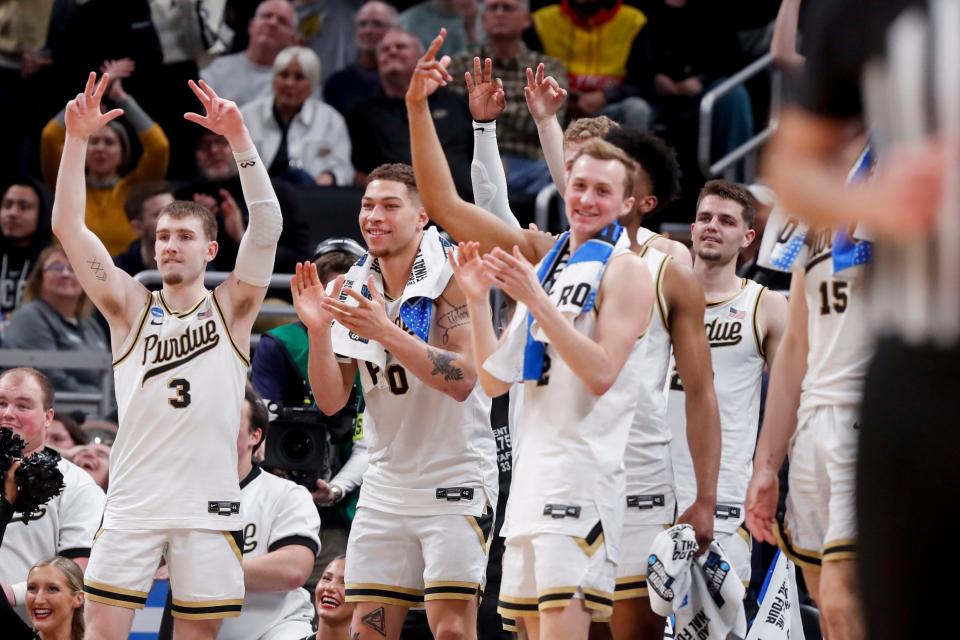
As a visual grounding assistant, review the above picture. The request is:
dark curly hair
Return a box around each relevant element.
[603,128,681,214]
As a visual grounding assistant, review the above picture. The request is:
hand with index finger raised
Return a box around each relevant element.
[406,28,453,104]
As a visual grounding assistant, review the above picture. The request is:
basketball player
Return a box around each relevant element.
[291,160,497,640]
[0,368,105,619]
[50,73,282,639]
[666,180,787,585]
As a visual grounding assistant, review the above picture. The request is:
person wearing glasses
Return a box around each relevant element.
[1,245,109,394]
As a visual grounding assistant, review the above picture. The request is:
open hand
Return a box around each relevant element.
[482,246,544,306]
[450,242,494,303]
[319,275,392,341]
[291,262,343,332]
[406,29,452,104]
[466,57,505,121]
[524,63,567,125]
[185,79,247,145]
[64,72,125,139]
[745,466,779,545]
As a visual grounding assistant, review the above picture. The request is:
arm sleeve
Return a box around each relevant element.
[329,436,368,494]
[251,335,289,404]
[56,467,106,558]
[232,146,283,286]
[471,120,520,228]
[266,482,321,557]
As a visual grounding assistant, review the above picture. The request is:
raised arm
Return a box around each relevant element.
[524,63,567,190]
[186,80,283,352]
[291,263,356,416]
[770,0,805,72]
[663,261,720,550]
[406,30,553,262]
[746,272,808,544]
[50,72,149,340]
[485,247,652,395]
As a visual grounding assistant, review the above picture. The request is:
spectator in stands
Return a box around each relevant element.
[252,238,367,579]
[447,0,567,194]
[178,131,311,274]
[2,246,109,395]
[70,443,111,492]
[346,28,474,196]
[0,367,105,621]
[294,0,359,83]
[45,414,87,453]
[39,60,170,256]
[311,556,353,640]
[201,0,298,106]
[1,177,52,320]
[114,181,175,277]
[242,46,354,186]
[217,386,320,640]
[323,0,398,116]
[399,0,482,57]
[0,556,87,640]
[529,0,653,130]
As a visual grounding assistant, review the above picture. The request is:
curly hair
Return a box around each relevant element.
[603,128,681,214]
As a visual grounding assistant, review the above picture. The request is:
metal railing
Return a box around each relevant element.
[0,350,114,416]
[698,52,782,181]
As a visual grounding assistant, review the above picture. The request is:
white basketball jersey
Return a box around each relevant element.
[623,247,676,525]
[799,229,872,412]
[357,293,498,517]
[668,279,766,530]
[108,290,247,530]
[502,249,644,563]
[636,226,662,254]
[219,467,320,640]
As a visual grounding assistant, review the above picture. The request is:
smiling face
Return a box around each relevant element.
[563,154,634,241]
[86,125,123,178]
[155,211,217,286]
[377,30,422,85]
[0,372,54,455]
[39,250,83,305]
[1,184,41,243]
[356,1,396,52]
[315,557,352,625]
[26,564,83,636]
[690,194,754,265]
[359,179,427,258]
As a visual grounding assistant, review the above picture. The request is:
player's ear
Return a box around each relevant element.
[207,239,219,262]
[416,206,429,231]
[743,228,756,249]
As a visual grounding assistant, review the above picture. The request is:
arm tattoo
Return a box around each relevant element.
[437,294,470,344]
[361,607,387,637]
[86,258,107,281]
[428,347,464,382]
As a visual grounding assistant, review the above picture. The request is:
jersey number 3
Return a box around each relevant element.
[168,378,192,408]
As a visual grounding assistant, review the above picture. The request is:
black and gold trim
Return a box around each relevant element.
[467,506,495,551]
[345,583,424,607]
[170,597,243,620]
[614,575,648,600]
[211,289,251,367]
[773,521,822,570]
[83,580,149,610]
[823,538,856,562]
[268,534,320,557]
[574,522,604,558]
[497,594,539,619]
[112,291,153,367]
[158,290,207,318]
[654,254,672,331]
[706,278,748,309]
[581,587,614,615]
[424,581,480,601]
[752,286,767,359]
[537,587,577,611]
[223,530,243,563]
[638,231,661,256]
[500,615,519,632]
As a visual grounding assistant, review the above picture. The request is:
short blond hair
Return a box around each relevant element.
[568,138,638,200]
[563,116,619,145]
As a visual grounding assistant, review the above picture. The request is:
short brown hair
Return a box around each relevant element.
[124,181,175,222]
[568,138,638,201]
[367,163,419,202]
[564,116,619,145]
[696,180,759,229]
[158,200,218,241]
[23,245,94,319]
[244,385,270,453]
[0,367,55,410]
[314,251,357,286]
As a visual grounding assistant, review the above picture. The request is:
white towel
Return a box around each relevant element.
[648,525,747,640]
[745,550,805,640]
[330,226,454,372]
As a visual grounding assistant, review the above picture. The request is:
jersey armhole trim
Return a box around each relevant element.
[639,231,661,256]
[112,291,153,367]
[655,255,671,332]
[752,286,767,359]
[58,547,91,559]
[212,289,252,368]
[267,535,320,556]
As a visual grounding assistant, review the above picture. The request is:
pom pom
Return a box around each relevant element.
[13,449,65,523]
[0,427,26,474]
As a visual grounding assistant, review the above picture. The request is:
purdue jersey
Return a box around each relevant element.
[800,229,872,410]
[668,279,767,528]
[502,248,645,563]
[623,246,675,524]
[108,290,247,530]
[355,292,498,517]
[219,467,320,640]
[0,455,104,619]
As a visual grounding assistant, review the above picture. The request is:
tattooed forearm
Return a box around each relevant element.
[362,607,387,637]
[428,347,465,382]
[87,258,107,281]
[437,294,470,344]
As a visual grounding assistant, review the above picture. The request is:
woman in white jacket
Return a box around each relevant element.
[241,46,354,186]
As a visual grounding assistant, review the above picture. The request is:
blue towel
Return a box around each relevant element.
[833,144,875,273]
